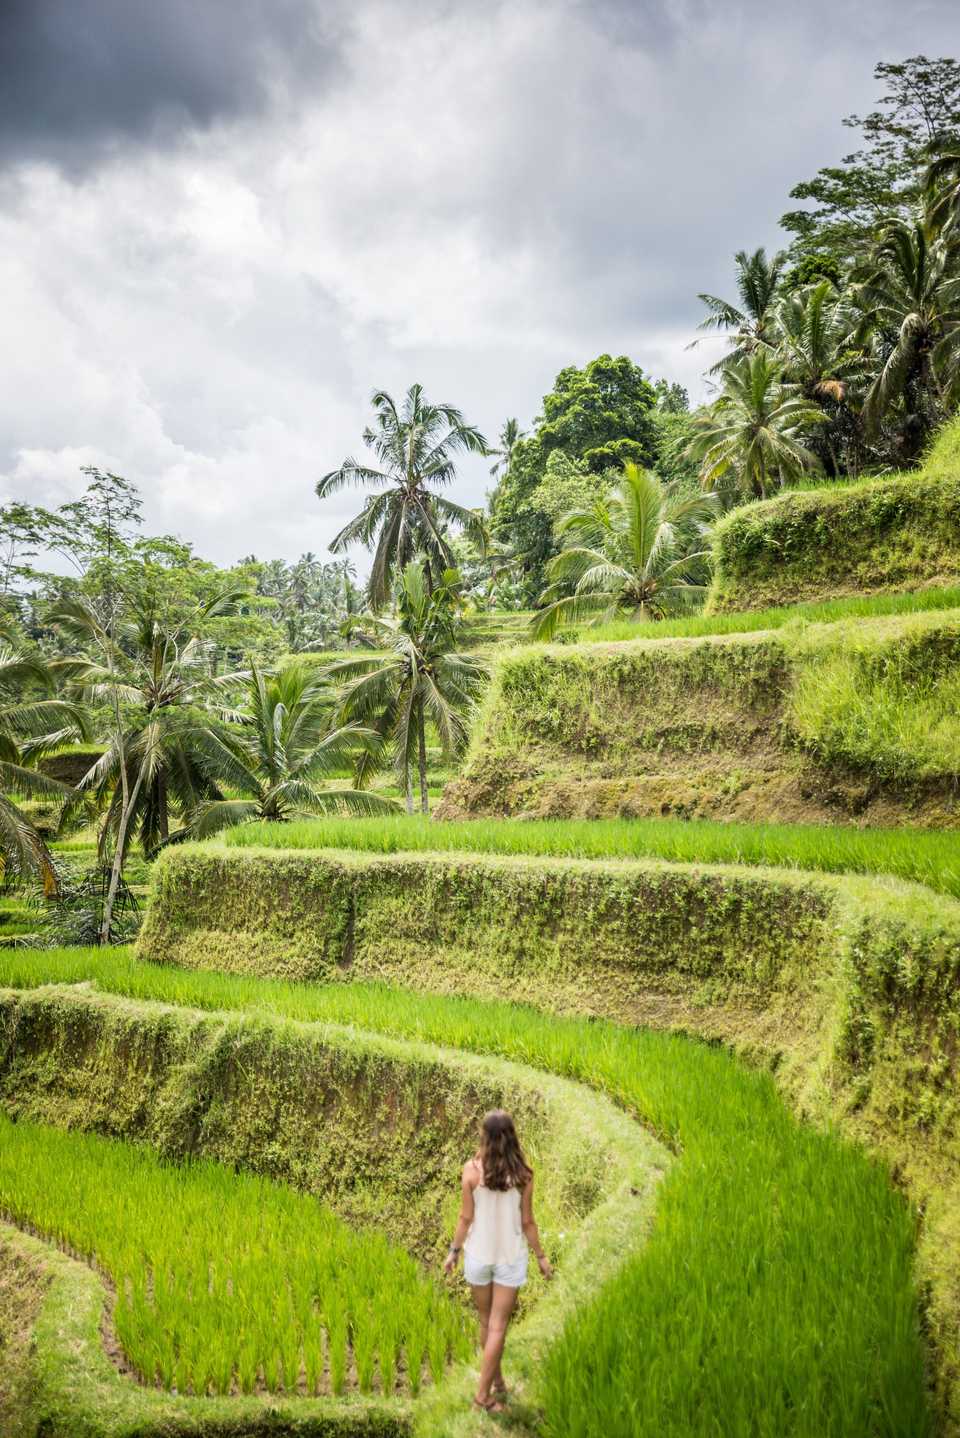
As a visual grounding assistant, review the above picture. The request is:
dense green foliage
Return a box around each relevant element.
[2,951,936,1437]
[0,1115,468,1398]
[488,356,675,601]
[0,641,87,891]
[781,56,960,266]
[222,813,960,899]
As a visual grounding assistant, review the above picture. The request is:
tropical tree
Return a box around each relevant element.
[694,248,786,371]
[687,352,826,500]
[54,591,247,855]
[926,151,960,238]
[853,216,960,458]
[181,663,396,838]
[0,640,89,894]
[329,562,487,814]
[488,418,526,478]
[317,385,488,610]
[530,464,716,640]
[775,281,868,476]
[782,56,960,267]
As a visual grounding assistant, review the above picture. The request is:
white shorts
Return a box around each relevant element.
[463,1251,528,1288]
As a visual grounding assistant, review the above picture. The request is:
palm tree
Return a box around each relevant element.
[926,152,960,239]
[694,248,786,372]
[182,662,396,838]
[529,464,717,641]
[317,385,489,610]
[775,281,868,477]
[687,352,826,500]
[53,591,247,858]
[329,562,487,814]
[488,418,526,478]
[853,217,960,460]
[0,640,89,894]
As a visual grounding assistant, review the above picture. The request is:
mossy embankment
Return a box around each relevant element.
[138,842,960,1426]
[706,415,960,613]
[0,983,658,1437]
[436,606,960,824]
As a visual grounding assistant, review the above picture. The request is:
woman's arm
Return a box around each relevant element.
[521,1176,553,1279]
[443,1163,477,1274]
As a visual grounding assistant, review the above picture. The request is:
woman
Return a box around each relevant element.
[443,1110,553,1413]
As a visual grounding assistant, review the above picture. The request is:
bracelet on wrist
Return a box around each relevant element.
[448,1244,461,1255]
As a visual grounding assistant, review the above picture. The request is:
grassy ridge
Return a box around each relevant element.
[706,418,960,613]
[0,951,930,1437]
[0,1112,468,1400]
[221,814,960,899]
[561,583,960,644]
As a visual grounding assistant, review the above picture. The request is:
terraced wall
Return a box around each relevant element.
[138,842,960,1425]
[706,416,960,613]
[436,608,960,824]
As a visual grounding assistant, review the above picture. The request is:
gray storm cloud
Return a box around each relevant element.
[0,0,344,167]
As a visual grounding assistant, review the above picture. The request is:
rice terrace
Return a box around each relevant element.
[2,13,960,1438]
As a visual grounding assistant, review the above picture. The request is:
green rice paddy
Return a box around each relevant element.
[0,1111,469,1399]
[221,813,960,899]
[0,951,930,1436]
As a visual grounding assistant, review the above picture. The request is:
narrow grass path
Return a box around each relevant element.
[0,1114,467,1399]
[221,813,960,900]
[1,950,931,1437]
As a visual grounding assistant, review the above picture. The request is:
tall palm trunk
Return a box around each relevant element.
[404,759,414,815]
[101,762,144,945]
[417,702,429,815]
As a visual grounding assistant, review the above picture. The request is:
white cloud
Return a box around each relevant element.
[2,0,958,567]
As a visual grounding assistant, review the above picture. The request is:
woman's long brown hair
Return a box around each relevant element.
[479,1110,533,1191]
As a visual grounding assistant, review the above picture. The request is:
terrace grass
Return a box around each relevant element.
[0,948,931,1438]
[0,1114,469,1400]
[559,582,960,644]
[220,813,960,900]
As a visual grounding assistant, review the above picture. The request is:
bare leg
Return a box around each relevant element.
[470,1283,506,1394]
[475,1283,519,1404]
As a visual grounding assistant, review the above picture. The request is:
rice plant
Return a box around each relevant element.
[0,1114,471,1398]
[0,955,931,1435]
[557,583,960,644]
[221,813,960,900]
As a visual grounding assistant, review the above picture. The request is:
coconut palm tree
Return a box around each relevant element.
[687,352,826,500]
[926,152,960,239]
[317,385,489,610]
[694,248,786,372]
[775,281,868,477]
[0,639,89,894]
[853,216,960,459]
[53,590,248,858]
[529,464,717,641]
[488,418,526,478]
[182,662,396,838]
[328,562,487,814]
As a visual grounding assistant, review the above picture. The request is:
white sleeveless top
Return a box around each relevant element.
[464,1166,526,1266]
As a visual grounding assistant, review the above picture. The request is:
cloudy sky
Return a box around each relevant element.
[2,1,958,570]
